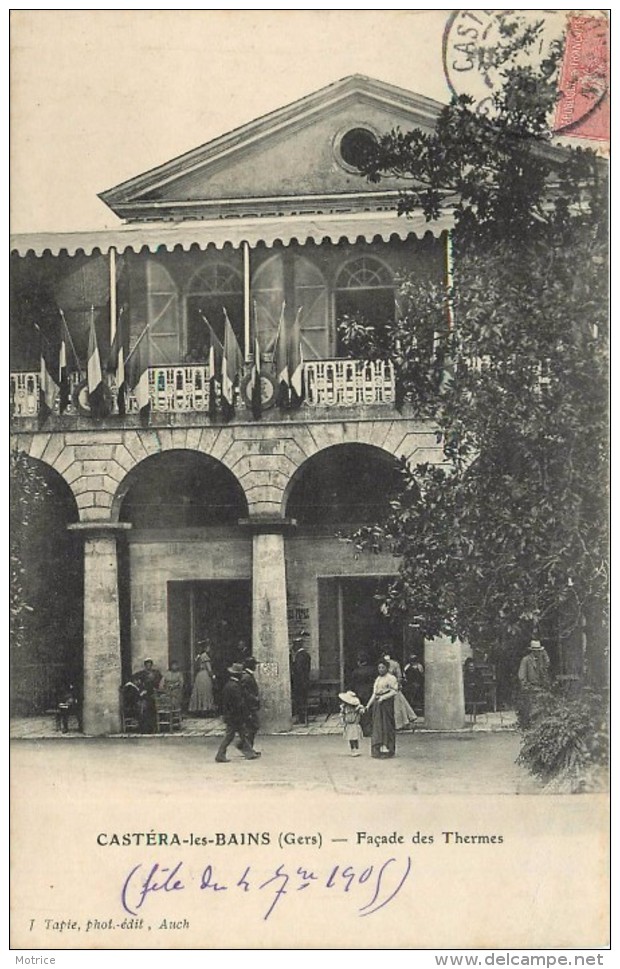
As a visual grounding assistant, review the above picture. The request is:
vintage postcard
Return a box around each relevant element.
[9,9,610,953]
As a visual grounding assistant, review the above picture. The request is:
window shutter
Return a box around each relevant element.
[294,257,329,360]
[146,260,180,364]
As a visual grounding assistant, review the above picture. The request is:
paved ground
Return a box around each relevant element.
[9,708,517,739]
[11,727,540,795]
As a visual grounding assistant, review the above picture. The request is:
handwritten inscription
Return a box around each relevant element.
[120,857,412,921]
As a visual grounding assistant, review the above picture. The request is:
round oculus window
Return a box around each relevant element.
[337,127,377,171]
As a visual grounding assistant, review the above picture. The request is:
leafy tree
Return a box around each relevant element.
[344,17,608,688]
[10,449,50,652]
[10,449,84,714]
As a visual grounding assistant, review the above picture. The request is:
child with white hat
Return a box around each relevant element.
[339,691,365,756]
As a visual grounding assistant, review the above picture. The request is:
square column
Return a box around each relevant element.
[249,520,294,732]
[68,522,131,735]
[424,635,466,731]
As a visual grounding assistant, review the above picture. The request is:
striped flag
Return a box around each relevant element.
[87,309,105,418]
[200,312,223,419]
[127,326,151,426]
[273,302,289,409]
[109,306,126,416]
[221,308,243,419]
[58,317,70,414]
[248,302,262,420]
[39,346,58,427]
[288,306,305,409]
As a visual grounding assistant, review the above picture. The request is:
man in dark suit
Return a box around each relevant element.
[291,636,311,725]
[239,656,261,752]
[215,663,261,763]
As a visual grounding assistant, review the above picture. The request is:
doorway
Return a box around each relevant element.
[318,576,403,689]
[167,580,251,707]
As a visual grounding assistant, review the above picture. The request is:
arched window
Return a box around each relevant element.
[335,256,396,355]
[185,261,244,359]
[252,253,329,360]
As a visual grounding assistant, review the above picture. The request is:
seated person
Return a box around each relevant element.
[121,680,142,728]
[55,684,82,733]
[132,658,162,733]
[161,660,184,710]
[463,657,484,713]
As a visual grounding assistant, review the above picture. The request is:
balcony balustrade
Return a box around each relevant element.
[304,359,395,406]
[10,358,396,419]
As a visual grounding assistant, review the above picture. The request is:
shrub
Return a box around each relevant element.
[517,686,609,792]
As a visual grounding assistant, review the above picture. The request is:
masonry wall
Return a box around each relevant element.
[127,528,252,670]
[12,415,442,522]
[285,530,399,679]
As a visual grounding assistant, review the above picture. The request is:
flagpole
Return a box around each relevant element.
[109,246,117,346]
[124,321,150,367]
[243,240,251,362]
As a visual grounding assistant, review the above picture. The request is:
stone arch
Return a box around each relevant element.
[112,447,249,526]
[278,421,441,515]
[283,441,402,525]
[10,426,249,524]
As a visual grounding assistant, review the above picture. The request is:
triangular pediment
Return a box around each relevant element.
[100,75,445,221]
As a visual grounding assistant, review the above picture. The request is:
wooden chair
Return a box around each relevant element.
[155,693,182,733]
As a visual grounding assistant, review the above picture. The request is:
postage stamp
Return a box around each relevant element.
[443,9,609,144]
[553,14,609,141]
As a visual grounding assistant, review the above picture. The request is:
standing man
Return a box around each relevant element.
[517,639,551,728]
[239,656,261,752]
[215,663,261,763]
[291,634,311,725]
[403,653,425,714]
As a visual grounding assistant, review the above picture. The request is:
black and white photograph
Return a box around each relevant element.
[9,9,610,953]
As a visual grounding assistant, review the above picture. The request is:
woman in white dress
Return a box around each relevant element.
[383,651,417,731]
[189,653,215,716]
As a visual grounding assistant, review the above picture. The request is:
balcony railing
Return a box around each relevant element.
[304,359,395,406]
[147,366,212,412]
[10,359,396,419]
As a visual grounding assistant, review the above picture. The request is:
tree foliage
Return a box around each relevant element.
[344,18,608,681]
[10,450,50,650]
[517,685,609,791]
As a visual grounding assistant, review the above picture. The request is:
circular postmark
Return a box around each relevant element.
[443,10,567,118]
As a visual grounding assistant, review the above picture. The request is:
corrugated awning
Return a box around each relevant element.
[10,209,453,258]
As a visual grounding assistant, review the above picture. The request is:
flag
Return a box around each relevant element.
[127,326,151,426]
[108,305,127,416]
[288,307,305,409]
[58,320,70,414]
[221,308,243,419]
[39,346,58,427]
[273,302,289,409]
[87,309,105,418]
[208,339,217,419]
[248,303,262,420]
[201,312,223,419]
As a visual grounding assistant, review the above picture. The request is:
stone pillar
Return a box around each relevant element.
[248,520,294,732]
[424,636,466,731]
[68,522,131,735]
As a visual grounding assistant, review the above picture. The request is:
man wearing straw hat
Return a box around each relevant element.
[517,639,551,728]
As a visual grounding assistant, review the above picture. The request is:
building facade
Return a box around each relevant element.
[10,76,467,734]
